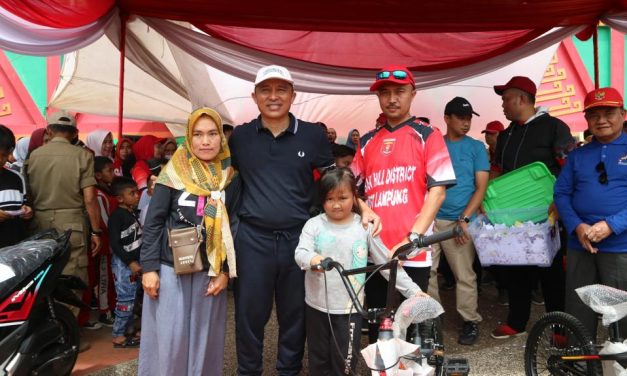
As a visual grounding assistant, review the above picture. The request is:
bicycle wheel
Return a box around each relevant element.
[525,311,602,376]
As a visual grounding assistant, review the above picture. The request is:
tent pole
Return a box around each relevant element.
[118,12,129,141]
[593,27,599,89]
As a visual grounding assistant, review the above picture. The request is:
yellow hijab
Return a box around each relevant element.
[156,108,236,277]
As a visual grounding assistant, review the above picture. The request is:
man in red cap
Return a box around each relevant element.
[490,76,573,339]
[554,87,627,340]
[481,120,504,172]
[352,65,456,342]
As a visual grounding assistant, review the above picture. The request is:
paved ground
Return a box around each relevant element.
[80,279,547,375]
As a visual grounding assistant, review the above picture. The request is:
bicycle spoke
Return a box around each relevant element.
[529,320,594,376]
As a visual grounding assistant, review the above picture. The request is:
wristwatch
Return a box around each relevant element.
[458,215,470,223]
[91,229,103,236]
[408,232,420,243]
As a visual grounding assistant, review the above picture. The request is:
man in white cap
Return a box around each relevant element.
[229,65,380,375]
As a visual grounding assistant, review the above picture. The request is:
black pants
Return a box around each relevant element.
[306,305,362,376]
[494,247,565,332]
[234,221,306,376]
[365,265,430,343]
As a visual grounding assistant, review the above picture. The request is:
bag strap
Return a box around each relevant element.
[175,207,205,243]
[176,207,205,227]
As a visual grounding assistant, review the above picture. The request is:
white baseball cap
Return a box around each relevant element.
[254,65,294,86]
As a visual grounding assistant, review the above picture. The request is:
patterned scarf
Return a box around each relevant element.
[156,108,237,277]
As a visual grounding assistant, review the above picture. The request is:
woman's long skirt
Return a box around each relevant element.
[138,264,227,375]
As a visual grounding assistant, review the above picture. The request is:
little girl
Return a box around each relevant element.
[294,167,428,375]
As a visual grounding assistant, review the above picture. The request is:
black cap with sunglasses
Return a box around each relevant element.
[370,65,415,91]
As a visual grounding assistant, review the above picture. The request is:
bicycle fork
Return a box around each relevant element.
[374,317,396,376]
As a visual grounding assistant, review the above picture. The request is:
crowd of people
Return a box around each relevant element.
[0,62,626,375]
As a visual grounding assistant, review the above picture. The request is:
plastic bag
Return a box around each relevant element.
[575,285,627,326]
[469,214,559,266]
[392,296,444,340]
[0,239,58,296]
[361,338,421,376]
[599,340,627,376]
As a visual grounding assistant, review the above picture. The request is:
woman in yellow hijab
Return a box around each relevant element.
[139,108,236,375]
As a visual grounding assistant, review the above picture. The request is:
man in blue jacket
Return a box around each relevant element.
[554,87,627,339]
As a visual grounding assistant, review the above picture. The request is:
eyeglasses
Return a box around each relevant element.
[584,108,623,123]
[376,70,409,81]
[596,161,608,185]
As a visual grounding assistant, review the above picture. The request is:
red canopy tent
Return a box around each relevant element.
[1,0,626,136]
[2,0,623,32]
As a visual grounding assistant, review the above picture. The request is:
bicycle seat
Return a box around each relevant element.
[0,239,58,300]
[576,284,627,326]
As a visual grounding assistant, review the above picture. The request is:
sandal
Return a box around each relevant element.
[113,336,140,348]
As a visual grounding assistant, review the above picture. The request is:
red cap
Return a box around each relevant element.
[481,120,505,134]
[583,87,624,111]
[370,65,415,92]
[494,76,537,96]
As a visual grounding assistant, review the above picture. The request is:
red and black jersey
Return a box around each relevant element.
[352,117,456,267]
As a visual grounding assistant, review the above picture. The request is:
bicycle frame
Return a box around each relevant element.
[548,322,627,376]
[314,226,464,375]
[548,321,627,375]
[325,259,399,323]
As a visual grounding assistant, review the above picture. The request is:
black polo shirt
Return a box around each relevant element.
[229,113,334,230]
[495,112,573,177]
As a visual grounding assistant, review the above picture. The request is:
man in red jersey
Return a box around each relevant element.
[352,65,456,342]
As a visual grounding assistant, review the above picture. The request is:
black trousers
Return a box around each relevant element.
[306,305,362,376]
[494,247,565,332]
[234,221,306,376]
[365,265,430,343]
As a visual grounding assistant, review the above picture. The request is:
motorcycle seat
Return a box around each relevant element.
[0,240,58,300]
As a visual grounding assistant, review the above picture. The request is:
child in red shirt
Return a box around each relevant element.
[91,156,118,327]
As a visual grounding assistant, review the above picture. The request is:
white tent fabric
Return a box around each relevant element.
[50,35,192,125]
[0,6,116,55]
[143,17,580,94]
[604,12,627,34]
[49,18,235,129]
[203,46,558,141]
[49,16,558,140]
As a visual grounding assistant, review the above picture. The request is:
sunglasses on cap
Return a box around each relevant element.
[596,161,608,185]
[376,70,409,81]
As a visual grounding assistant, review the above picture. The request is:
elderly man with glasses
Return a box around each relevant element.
[554,87,627,340]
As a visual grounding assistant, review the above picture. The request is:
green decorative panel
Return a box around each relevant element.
[572,26,611,88]
[4,51,47,115]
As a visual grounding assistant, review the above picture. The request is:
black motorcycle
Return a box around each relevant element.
[0,229,86,376]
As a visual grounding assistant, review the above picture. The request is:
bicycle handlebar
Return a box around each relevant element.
[392,225,464,260]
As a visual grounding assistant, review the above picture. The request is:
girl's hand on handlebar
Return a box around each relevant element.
[309,255,325,272]
[143,271,160,299]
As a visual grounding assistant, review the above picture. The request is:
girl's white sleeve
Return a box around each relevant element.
[367,233,422,297]
[294,219,319,269]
